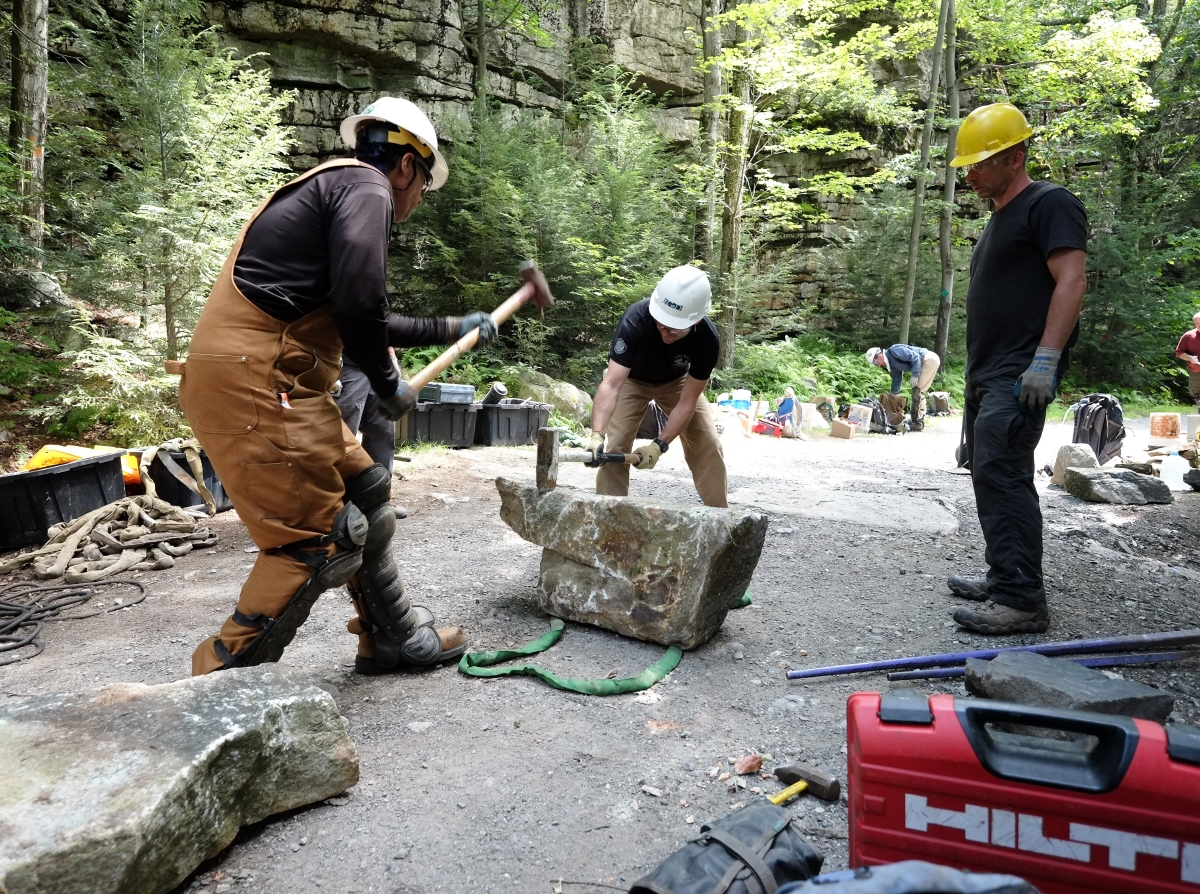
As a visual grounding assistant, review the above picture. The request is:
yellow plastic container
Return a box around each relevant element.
[22,444,139,485]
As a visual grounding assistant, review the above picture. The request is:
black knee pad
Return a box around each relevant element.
[216,545,364,669]
[214,506,368,670]
[344,463,391,514]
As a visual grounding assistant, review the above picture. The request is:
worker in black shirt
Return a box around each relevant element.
[945,103,1088,635]
[178,96,485,675]
[589,265,728,507]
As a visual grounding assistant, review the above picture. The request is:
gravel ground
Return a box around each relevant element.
[3,412,1198,894]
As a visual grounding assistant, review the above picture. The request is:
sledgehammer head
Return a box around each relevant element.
[519,260,555,311]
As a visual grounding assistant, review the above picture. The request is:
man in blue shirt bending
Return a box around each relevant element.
[866,344,941,431]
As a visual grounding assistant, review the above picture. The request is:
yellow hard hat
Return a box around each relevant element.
[949,103,1034,167]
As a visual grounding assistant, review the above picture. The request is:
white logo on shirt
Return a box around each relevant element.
[614,338,627,354]
[674,354,690,367]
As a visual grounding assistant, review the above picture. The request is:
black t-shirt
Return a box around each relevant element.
[965,180,1088,384]
[233,164,410,398]
[609,299,720,384]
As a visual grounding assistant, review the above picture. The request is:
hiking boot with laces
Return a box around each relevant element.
[947,574,990,601]
[953,600,1049,635]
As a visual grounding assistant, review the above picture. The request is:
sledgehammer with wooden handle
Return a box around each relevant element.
[408,260,555,392]
[536,427,642,492]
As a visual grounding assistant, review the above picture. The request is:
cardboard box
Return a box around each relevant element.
[846,403,874,431]
[831,418,855,439]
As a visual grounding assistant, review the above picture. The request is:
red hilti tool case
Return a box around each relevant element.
[847,690,1200,893]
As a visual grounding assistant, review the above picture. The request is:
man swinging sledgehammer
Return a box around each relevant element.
[176,97,545,675]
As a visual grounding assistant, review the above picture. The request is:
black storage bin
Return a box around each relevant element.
[473,399,552,446]
[0,451,126,550]
[145,449,233,513]
[399,402,478,448]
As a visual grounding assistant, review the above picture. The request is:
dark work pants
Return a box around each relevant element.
[334,359,396,475]
[964,377,1047,612]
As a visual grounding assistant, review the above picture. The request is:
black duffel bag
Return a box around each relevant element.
[629,802,823,894]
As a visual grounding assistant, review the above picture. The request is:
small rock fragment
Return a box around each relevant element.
[641,785,663,798]
[734,754,763,775]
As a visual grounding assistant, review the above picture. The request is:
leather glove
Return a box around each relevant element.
[377,380,418,421]
[459,311,498,350]
[1013,346,1062,414]
[584,431,606,468]
[634,438,668,470]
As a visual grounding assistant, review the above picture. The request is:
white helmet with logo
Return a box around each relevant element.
[865,347,883,364]
[340,96,449,191]
[649,265,711,329]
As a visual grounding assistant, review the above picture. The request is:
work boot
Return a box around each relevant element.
[953,600,1049,635]
[947,574,990,601]
[351,606,468,675]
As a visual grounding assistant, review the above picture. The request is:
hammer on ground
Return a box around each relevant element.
[408,260,555,392]
[767,762,841,806]
[536,427,641,492]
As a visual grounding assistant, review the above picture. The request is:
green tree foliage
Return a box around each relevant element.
[0,0,295,447]
[389,58,696,387]
[49,0,294,359]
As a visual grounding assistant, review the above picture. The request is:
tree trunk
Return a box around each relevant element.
[897,0,951,345]
[934,0,958,370]
[715,26,750,371]
[697,0,722,269]
[9,0,49,256]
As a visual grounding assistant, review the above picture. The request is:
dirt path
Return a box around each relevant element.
[3,415,1199,893]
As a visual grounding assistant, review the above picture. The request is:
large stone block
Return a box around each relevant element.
[964,650,1174,723]
[1051,442,1098,487]
[496,478,767,648]
[515,370,594,427]
[0,667,358,894]
[1062,466,1173,505]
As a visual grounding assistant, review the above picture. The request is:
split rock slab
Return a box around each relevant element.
[0,666,358,894]
[1062,466,1173,505]
[496,477,767,648]
[965,650,1174,723]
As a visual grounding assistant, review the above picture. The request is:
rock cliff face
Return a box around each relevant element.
[206,0,704,165]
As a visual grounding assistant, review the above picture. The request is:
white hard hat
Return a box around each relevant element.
[865,347,883,364]
[649,265,712,329]
[340,96,449,192]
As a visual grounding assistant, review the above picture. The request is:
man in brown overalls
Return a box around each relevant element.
[179,97,475,676]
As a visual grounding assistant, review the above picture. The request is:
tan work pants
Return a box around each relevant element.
[180,160,377,675]
[916,351,941,393]
[597,375,728,507]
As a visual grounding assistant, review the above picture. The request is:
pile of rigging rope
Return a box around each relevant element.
[0,580,147,665]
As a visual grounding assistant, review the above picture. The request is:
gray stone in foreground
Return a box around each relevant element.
[1062,466,1173,505]
[0,667,358,894]
[496,477,767,648]
[965,650,1174,723]
[1051,442,1098,487]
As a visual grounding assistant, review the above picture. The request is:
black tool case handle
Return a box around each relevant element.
[954,699,1140,794]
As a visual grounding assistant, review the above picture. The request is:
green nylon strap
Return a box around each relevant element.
[458,619,683,695]
[457,593,750,696]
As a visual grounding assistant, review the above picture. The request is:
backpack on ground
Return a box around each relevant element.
[926,391,952,416]
[630,802,823,894]
[858,397,896,434]
[878,393,908,430]
[1069,393,1125,464]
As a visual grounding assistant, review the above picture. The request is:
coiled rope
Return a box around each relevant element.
[0,580,147,665]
